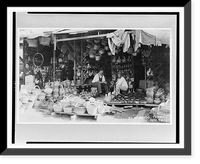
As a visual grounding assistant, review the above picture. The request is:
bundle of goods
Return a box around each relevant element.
[110,90,146,104]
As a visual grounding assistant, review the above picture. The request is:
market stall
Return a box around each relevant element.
[19,29,170,123]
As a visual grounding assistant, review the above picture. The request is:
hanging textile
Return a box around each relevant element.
[106,29,130,55]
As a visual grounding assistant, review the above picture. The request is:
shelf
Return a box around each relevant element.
[111,61,133,65]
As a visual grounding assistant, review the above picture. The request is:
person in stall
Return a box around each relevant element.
[19,62,35,90]
[34,66,43,88]
[92,69,109,96]
[113,72,128,95]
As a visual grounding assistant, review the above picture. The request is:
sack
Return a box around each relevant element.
[146,87,154,98]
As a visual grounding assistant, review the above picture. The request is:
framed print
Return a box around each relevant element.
[3,3,191,155]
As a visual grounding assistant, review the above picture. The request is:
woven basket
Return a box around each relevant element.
[20,93,29,104]
[32,85,41,95]
[73,102,86,114]
[53,103,63,112]
[63,105,73,113]
[86,102,98,115]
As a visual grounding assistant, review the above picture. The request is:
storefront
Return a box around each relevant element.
[18,29,170,123]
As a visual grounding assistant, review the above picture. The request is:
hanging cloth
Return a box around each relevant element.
[106,29,130,55]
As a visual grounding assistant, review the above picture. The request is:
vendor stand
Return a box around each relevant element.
[19,29,170,123]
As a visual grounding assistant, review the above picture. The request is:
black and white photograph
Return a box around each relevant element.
[5,5,192,156]
[18,28,171,124]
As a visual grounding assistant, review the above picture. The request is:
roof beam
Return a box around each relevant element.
[56,33,107,42]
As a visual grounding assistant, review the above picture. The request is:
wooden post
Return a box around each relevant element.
[53,34,56,93]
[74,40,76,84]
[80,39,83,85]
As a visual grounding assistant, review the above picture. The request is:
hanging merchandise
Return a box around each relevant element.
[26,39,38,47]
[61,44,68,53]
[106,30,131,55]
[95,53,101,61]
[141,48,152,57]
[39,36,51,46]
[98,48,105,55]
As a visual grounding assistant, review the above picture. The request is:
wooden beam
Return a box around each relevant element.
[56,33,107,42]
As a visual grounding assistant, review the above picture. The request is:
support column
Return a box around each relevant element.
[53,34,56,94]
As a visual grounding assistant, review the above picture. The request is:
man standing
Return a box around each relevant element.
[92,69,108,95]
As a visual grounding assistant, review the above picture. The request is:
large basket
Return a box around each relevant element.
[32,85,41,95]
[73,102,86,114]
[86,102,98,115]
[34,99,43,107]
[25,100,34,110]
[53,103,63,112]
[19,93,29,104]
[63,105,73,113]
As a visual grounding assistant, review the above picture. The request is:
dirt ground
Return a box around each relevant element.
[18,106,154,123]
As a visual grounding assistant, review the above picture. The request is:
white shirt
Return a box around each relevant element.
[92,73,106,83]
[116,77,128,88]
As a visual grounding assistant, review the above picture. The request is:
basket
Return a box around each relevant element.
[63,105,73,113]
[34,99,43,107]
[53,102,63,112]
[60,99,71,108]
[86,102,98,115]
[19,93,29,104]
[73,102,86,114]
[32,85,41,95]
[25,100,34,110]
[38,92,46,101]
[29,92,38,102]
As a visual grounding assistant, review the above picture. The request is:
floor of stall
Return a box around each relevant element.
[18,96,163,123]
[18,106,161,123]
